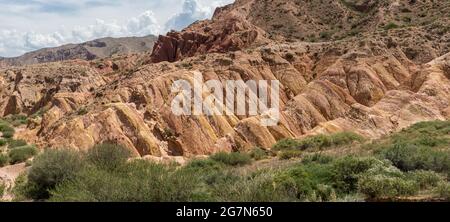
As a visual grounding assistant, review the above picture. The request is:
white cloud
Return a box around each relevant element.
[164,0,234,32]
[0,10,160,57]
[0,0,234,57]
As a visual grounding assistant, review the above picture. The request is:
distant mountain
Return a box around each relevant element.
[0,35,157,67]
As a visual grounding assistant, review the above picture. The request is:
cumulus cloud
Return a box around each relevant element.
[0,0,234,57]
[164,0,234,32]
[0,10,160,57]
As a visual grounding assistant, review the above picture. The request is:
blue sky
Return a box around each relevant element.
[0,0,234,57]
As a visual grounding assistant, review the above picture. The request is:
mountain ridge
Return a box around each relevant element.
[0,35,157,68]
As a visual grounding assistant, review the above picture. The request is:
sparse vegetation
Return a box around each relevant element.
[77,107,88,115]
[408,170,443,189]
[378,121,450,175]
[86,143,131,171]
[249,147,269,161]
[0,139,6,146]
[0,120,15,139]
[384,22,400,30]
[273,132,364,152]
[10,121,450,202]
[0,181,5,198]
[23,149,84,199]
[319,31,331,39]
[358,173,419,200]
[278,150,302,160]
[210,152,252,166]
[8,145,38,164]
[0,153,8,167]
[435,182,450,201]
[3,114,28,127]
[7,139,27,149]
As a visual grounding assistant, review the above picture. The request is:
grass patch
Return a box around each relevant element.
[8,145,38,164]
[0,120,14,139]
[435,182,450,201]
[7,139,27,149]
[210,152,252,166]
[50,161,202,202]
[0,153,9,167]
[407,170,443,189]
[278,150,302,160]
[12,121,450,202]
[0,181,5,198]
[249,147,269,161]
[86,143,131,171]
[3,114,28,127]
[384,22,399,30]
[273,132,364,151]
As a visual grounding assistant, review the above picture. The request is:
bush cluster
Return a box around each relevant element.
[272,132,364,152]
[0,181,5,198]
[12,122,450,202]
[8,146,38,164]
[0,153,9,167]
[210,152,252,166]
[0,120,14,139]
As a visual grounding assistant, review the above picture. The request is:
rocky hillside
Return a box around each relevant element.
[0,36,157,68]
[1,0,450,160]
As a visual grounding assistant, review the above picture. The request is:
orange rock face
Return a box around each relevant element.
[1,0,450,158]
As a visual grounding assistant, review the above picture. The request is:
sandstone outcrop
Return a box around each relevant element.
[1,0,450,158]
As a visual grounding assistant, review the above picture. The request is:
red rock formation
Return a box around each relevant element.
[151,1,267,63]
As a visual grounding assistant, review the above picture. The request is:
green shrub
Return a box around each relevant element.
[435,182,450,201]
[5,114,28,127]
[381,143,450,175]
[400,121,450,136]
[274,163,335,201]
[185,158,224,172]
[358,174,418,199]
[50,160,202,202]
[86,143,131,171]
[0,181,5,198]
[8,145,38,164]
[26,149,83,199]
[297,135,332,150]
[77,107,88,115]
[330,132,365,146]
[278,150,302,160]
[390,121,450,147]
[7,139,27,149]
[319,31,331,39]
[272,138,301,151]
[249,147,268,160]
[384,22,399,30]
[408,170,443,189]
[357,162,419,199]
[210,152,252,166]
[302,154,334,164]
[0,122,14,138]
[1,131,14,139]
[331,157,385,194]
[210,169,287,202]
[273,132,364,152]
[0,153,9,167]
[11,172,36,201]
[0,139,6,146]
